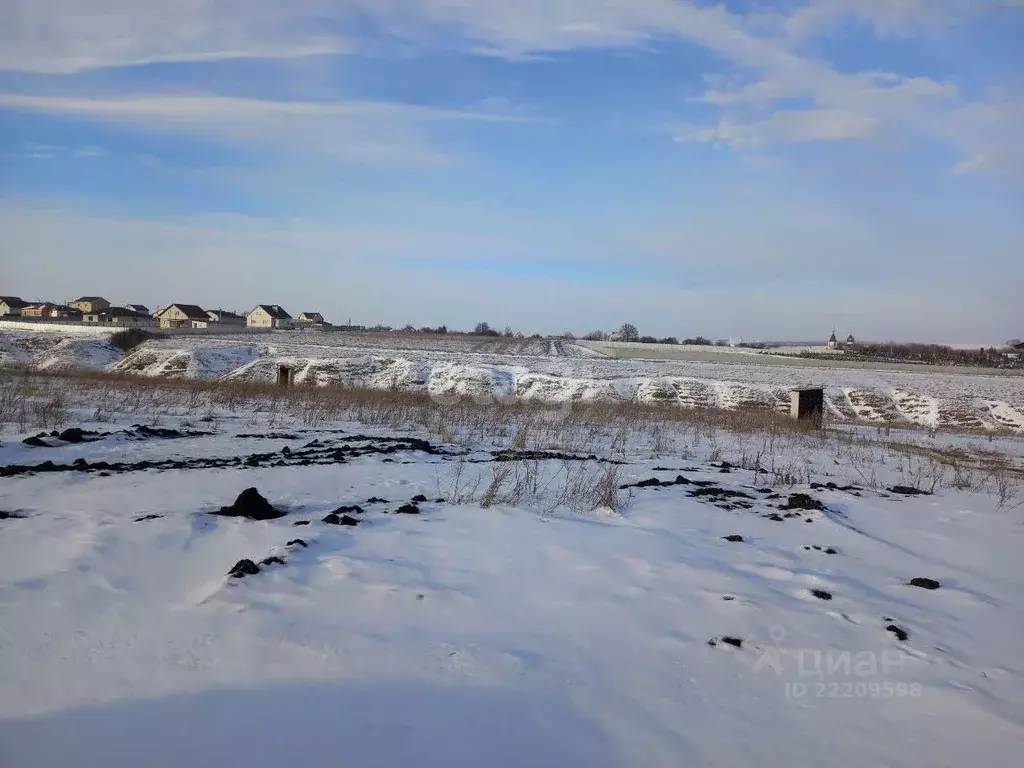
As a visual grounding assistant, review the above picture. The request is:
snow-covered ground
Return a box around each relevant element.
[1,381,1023,767]
[3,329,1024,432]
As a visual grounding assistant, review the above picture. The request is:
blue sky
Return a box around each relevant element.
[1,1,1022,341]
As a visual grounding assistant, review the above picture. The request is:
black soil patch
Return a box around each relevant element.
[491,449,622,464]
[56,427,96,444]
[886,624,909,642]
[323,513,360,526]
[804,545,839,555]
[888,486,932,496]
[24,424,213,449]
[261,556,286,566]
[622,475,691,490]
[214,488,285,521]
[686,485,758,511]
[688,487,754,500]
[810,482,862,492]
[411,494,428,503]
[134,514,164,522]
[781,493,826,512]
[394,503,421,515]
[0,510,27,520]
[708,636,743,649]
[908,577,941,590]
[228,559,260,578]
[2,433,456,479]
[366,497,389,504]
[132,424,212,440]
[293,520,310,526]
[722,535,745,542]
[330,504,364,515]
[810,589,833,601]
[287,539,308,548]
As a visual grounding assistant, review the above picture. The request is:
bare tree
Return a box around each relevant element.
[618,323,639,342]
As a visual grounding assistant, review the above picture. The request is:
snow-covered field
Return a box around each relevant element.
[2,329,1024,432]
[1,386,1022,767]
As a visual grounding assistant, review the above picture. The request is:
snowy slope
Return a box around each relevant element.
[0,332,121,370]
[0,414,1022,767]
[5,330,1024,432]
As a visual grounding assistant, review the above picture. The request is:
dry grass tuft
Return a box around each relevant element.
[1,367,1020,506]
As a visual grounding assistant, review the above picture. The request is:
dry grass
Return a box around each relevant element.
[446,457,622,516]
[1,367,1020,507]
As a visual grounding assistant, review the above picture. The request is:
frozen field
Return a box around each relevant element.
[0,382,1022,768]
[2,330,1023,432]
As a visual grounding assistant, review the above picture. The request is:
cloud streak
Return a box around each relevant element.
[5,0,1017,170]
[0,92,547,165]
[1,0,355,73]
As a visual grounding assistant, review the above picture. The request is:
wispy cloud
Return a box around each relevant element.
[0,92,546,165]
[354,0,1019,171]
[0,0,355,73]
[2,1,1018,170]
[677,109,879,147]
[780,0,1020,43]
[12,142,106,160]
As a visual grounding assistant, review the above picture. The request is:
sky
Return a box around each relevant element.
[1,1,1022,342]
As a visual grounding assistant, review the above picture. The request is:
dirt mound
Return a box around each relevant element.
[214,488,285,520]
[781,493,826,511]
[228,559,261,578]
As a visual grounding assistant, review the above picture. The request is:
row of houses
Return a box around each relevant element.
[0,295,330,331]
[0,295,112,320]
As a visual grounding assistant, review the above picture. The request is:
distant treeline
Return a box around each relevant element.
[805,342,1021,368]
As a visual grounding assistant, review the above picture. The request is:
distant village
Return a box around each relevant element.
[808,329,1024,369]
[0,295,364,332]
[1,294,1021,369]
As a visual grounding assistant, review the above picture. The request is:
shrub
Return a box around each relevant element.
[472,322,500,337]
[110,328,161,352]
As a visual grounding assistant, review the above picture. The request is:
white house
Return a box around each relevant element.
[156,303,209,329]
[0,296,27,316]
[83,307,157,328]
[247,304,293,329]
[296,311,329,328]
